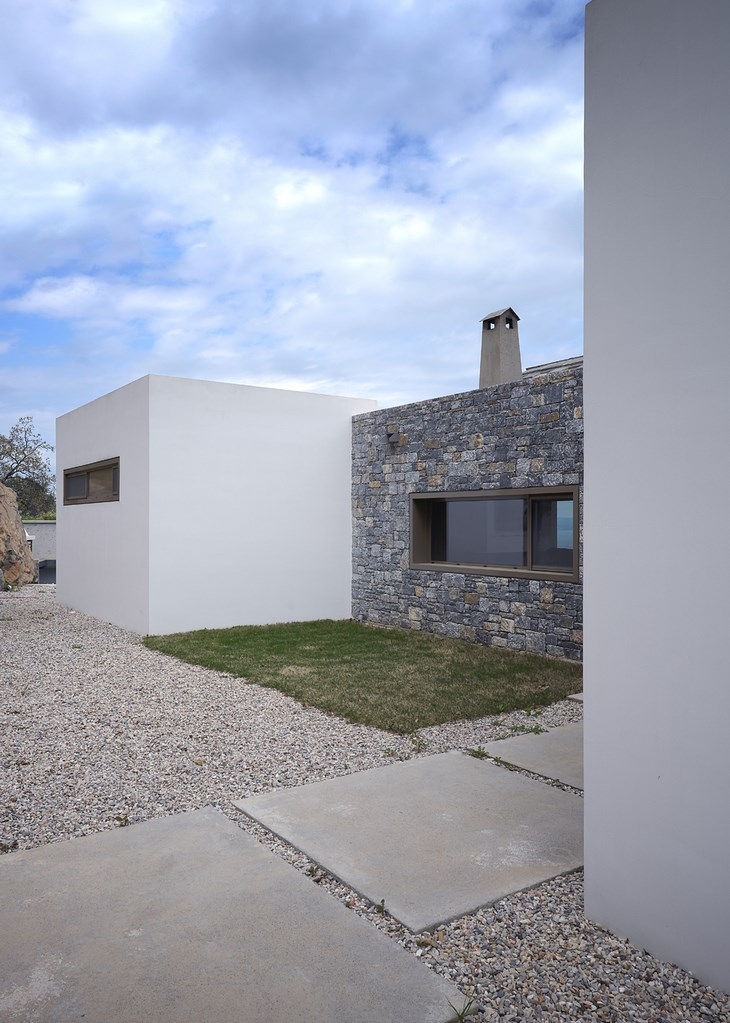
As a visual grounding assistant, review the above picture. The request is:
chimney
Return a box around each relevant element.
[479,307,522,387]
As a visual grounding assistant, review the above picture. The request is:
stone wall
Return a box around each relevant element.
[352,364,583,660]
[0,483,37,587]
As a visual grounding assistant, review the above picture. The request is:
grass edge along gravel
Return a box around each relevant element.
[143,619,582,735]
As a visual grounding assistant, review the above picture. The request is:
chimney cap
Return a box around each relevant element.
[480,307,520,324]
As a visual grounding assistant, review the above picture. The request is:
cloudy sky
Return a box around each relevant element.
[0,0,585,451]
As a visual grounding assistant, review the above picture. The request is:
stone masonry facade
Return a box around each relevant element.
[352,363,583,660]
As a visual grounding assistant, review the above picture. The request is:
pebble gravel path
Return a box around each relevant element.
[1,586,727,1022]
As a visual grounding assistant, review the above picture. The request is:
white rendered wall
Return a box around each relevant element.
[146,375,375,635]
[584,0,730,992]
[56,377,151,634]
[22,521,56,562]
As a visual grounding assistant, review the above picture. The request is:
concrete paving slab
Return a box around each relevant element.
[567,692,584,702]
[0,808,461,1023]
[235,752,583,933]
[485,721,584,790]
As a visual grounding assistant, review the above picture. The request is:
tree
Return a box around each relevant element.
[0,416,55,517]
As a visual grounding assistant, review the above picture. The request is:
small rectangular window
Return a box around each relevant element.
[64,458,120,505]
[411,487,578,581]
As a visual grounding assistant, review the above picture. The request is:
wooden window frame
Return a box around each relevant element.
[410,486,579,582]
[63,458,120,506]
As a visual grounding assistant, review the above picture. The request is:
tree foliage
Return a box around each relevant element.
[0,416,55,517]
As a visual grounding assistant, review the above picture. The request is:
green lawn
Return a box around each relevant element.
[143,619,582,734]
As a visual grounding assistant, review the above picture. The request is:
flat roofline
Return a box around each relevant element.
[523,355,583,377]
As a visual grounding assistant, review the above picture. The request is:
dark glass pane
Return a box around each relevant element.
[65,473,87,500]
[430,501,447,561]
[88,466,114,500]
[112,464,120,495]
[445,498,526,567]
[532,497,574,571]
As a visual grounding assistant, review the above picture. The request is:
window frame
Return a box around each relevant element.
[410,486,579,582]
[63,457,120,506]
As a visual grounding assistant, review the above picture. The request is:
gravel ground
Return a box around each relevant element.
[1,586,727,1022]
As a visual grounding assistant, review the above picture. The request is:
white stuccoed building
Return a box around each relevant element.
[584,0,730,992]
[56,374,374,635]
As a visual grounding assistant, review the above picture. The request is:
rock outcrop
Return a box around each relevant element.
[0,482,37,587]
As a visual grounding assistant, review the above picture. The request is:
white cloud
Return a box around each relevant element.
[273,176,328,209]
[0,0,585,436]
[7,276,104,317]
[74,0,174,34]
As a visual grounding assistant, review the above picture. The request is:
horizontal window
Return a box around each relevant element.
[410,487,578,581]
[63,458,120,505]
